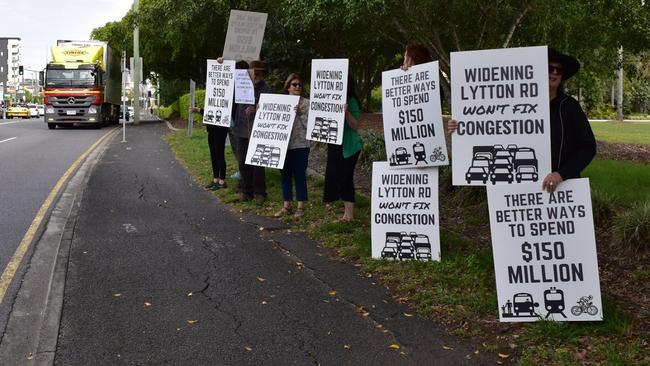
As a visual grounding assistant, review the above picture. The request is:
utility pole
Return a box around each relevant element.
[122,50,127,142]
[133,0,140,125]
[616,46,623,122]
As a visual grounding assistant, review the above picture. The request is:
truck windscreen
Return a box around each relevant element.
[46,69,97,88]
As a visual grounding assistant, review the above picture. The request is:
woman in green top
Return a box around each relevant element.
[323,76,363,222]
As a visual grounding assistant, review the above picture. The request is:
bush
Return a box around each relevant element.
[159,101,180,119]
[179,89,206,122]
[590,189,618,225]
[358,131,386,168]
[613,200,650,251]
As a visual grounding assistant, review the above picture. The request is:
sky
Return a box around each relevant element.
[0,0,133,73]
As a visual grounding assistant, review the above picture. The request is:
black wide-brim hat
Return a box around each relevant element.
[548,48,580,81]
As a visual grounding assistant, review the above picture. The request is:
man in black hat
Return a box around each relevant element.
[542,48,596,193]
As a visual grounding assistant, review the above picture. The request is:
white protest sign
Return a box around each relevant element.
[245,94,300,169]
[234,69,255,105]
[307,59,348,145]
[487,178,602,322]
[382,61,447,168]
[451,46,551,186]
[222,10,268,62]
[371,162,440,262]
[203,60,235,127]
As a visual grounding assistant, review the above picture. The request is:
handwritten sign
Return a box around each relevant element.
[234,69,254,105]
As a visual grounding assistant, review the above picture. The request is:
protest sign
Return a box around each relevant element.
[382,61,447,168]
[487,178,602,322]
[203,60,235,127]
[451,46,551,186]
[234,69,255,105]
[307,59,348,145]
[245,94,300,169]
[371,162,440,262]
[222,10,267,62]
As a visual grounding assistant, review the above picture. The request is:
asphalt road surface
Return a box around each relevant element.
[53,122,489,365]
[0,117,109,333]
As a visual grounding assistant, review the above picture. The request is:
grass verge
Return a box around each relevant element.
[164,125,649,365]
[590,122,650,145]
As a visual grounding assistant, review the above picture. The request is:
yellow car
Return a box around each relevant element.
[7,105,30,119]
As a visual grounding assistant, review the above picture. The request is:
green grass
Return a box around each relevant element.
[583,159,650,204]
[164,127,649,365]
[590,121,650,145]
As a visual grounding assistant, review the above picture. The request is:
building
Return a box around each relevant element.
[0,37,21,99]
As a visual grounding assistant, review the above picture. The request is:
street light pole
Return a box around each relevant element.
[133,0,140,125]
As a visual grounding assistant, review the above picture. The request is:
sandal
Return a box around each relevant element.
[294,208,305,217]
[274,207,292,217]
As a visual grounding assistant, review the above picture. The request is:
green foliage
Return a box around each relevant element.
[159,100,179,118]
[178,89,206,121]
[590,188,618,226]
[583,159,650,204]
[613,200,650,251]
[358,131,386,167]
[590,121,650,145]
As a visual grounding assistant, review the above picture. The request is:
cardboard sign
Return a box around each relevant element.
[222,10,268,62]
[451,46,551,186]
[487,178,602,322]
[203,60,235,127]
[307,59,348,145]
[382,61,448,168]
[371,162,440,262]
[245,94,300,169]
[234,69,255,105]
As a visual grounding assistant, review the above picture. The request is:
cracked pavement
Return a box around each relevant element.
[54,123,489,365]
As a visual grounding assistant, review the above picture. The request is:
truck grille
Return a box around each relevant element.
[49,96,95,108]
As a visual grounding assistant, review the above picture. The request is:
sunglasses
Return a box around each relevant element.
[290,82,303,88]
[548,65,564,75]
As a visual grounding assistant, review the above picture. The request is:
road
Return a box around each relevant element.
[0,117,109,331]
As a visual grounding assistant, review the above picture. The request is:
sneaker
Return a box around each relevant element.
[294,208,305,218]
[213,181,227,190]
[230,171,241,179]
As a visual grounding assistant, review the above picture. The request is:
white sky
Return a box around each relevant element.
[0,0,133,72]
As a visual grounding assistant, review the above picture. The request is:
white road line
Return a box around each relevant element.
[0,137,17,144]
[0,121,25,126]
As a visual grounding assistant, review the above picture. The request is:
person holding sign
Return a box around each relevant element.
[233,60,272,202]
[275,74,311,217]
[447,48,596,192]
[190,60,249,191]
[401,43,445,103]
[323,76,363,222]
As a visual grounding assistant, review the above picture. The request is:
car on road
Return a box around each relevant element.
[37,105,45,116]
[7,105,30,119]
[27,103,39,118]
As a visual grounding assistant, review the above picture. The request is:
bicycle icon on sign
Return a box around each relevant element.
[571,295,599,316]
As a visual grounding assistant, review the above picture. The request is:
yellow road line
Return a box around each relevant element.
[0,128,118,304]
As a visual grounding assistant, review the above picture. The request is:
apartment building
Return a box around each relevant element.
[0,37,21,96]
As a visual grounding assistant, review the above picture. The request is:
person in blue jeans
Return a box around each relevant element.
[275,73,310,217]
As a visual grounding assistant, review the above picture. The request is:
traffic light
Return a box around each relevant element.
[18,66,23,76]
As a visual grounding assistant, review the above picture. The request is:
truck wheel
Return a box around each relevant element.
[47,123,56,130]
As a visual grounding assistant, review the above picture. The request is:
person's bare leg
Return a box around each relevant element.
[342,201,354,221]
